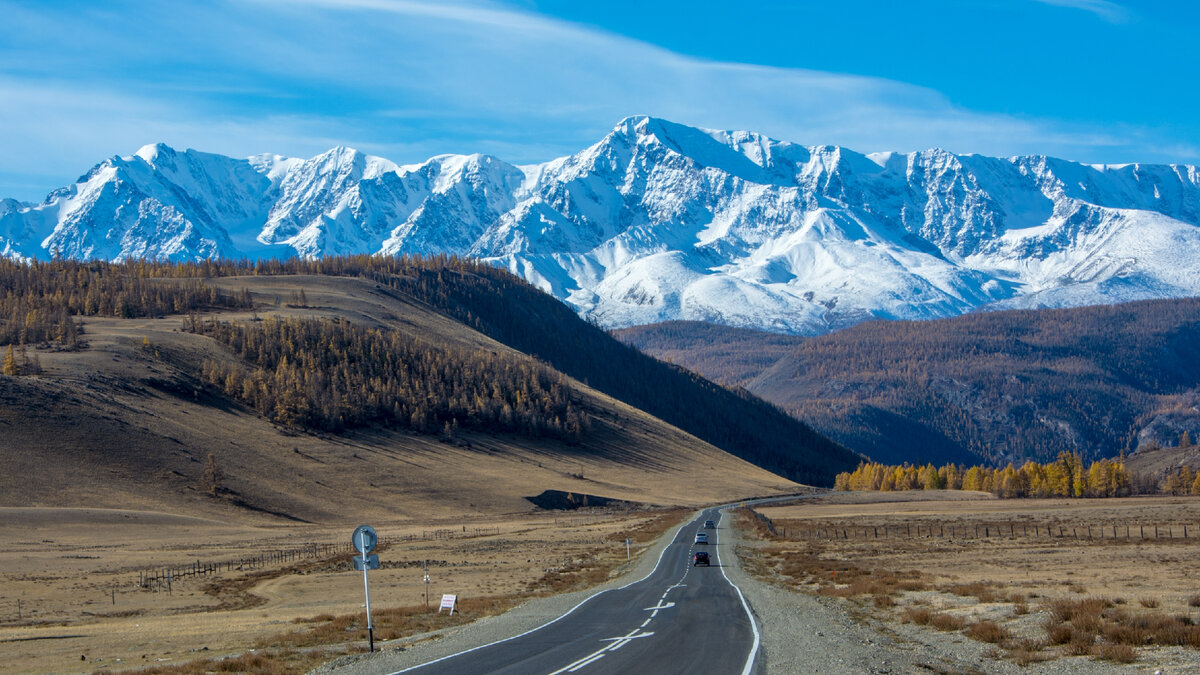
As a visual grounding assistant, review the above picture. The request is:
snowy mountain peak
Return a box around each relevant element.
[134,141,174,163]
[4,118,1200,334]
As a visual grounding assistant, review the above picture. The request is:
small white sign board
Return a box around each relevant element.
[439,593,457,615]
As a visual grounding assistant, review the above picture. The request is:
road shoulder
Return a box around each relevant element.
[310,511,694,675]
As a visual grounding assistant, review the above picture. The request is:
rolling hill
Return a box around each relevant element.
[0,258,855,524]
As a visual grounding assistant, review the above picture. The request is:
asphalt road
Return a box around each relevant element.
[389,507,760,675]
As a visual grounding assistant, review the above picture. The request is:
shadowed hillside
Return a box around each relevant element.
[613,321,804,389]
[360,258,859,486]
[617,299,1200,469]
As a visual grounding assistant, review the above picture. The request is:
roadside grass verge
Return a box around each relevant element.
[733,507,1200,667]
[121,508,688,674]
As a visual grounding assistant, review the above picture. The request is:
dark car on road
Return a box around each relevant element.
[704,520,716,528]
[693,551,710,566]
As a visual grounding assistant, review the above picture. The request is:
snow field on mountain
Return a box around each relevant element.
[4,116,1200,334]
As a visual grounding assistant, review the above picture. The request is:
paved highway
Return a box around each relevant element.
[390,507,760,675]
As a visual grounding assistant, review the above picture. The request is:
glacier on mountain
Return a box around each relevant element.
[4,116,1200,334]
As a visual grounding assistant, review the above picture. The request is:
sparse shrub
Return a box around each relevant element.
[1094,643,1137,663]
[1190,595,1200,608]
[1046,596,1108,631]
[1138,614,1200,647]
[1101,622,1147,646]
[873,594,895,609]
[1072,610,1104,635]
[905,607,933,625]
[201,453,224,497]
[930,613,967,631]
[1012,602,1029,616]
[1063,631,1095,656]
[946,582,999,603]
[1047,622,1074,645]
[1138,596,1160,609]
[1008,638,1050,666]
[965,620,1011,644]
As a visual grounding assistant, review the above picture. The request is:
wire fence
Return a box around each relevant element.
[137,526,503,593]
[747,508,1200,543]
[775,522,1200,541]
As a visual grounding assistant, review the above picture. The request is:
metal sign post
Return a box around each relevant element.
[625,538,631,561]
[423,559,430,608]
[352,525,379,652]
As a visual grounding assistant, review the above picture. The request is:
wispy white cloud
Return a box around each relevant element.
[0,0,1188,201]
[1030,0,1131,23]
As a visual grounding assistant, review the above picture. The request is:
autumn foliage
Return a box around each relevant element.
[0,258,251,348]
[188,314,587,438]
[834,451,1139,498]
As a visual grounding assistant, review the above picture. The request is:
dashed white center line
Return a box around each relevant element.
[566,653,605,672]
[546,516,710,675]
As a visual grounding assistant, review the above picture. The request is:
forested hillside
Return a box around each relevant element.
[190,315,586,438]
[1,256,857,486]
[362,257,858,486]
[0,259,251,347]
[619,300,1200,468]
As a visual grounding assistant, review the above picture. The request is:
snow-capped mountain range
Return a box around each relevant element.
[5,116,1200,334]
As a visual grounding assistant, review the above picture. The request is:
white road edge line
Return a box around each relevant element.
[714,509,762,675]
[386,519,692,674]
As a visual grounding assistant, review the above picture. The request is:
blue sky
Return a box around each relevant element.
[1,0,1197,201]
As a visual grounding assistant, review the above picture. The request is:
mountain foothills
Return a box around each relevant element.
[617,299,1200,473]
[0,257,848,521]
[4,117,1200,334]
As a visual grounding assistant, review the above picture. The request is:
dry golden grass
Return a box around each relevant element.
[1095,643,1138,663]
[930,613,967,632]
[964,620,1010,644]
[101,648,336,675]
[738,492,1200,668]
[0,506,688,674]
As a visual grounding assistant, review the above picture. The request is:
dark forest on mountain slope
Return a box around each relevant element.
[619,300,1200,468]
[614,321,804,389]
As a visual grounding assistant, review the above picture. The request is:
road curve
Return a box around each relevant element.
[389,507,760,675]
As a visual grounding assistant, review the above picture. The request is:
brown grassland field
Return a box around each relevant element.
[741,490,1200,667]
[0,273,796,674]
[0,504,690,674]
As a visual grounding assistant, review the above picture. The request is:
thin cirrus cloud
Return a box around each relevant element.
[0,0,1183,201]
[1030,0,1131,23]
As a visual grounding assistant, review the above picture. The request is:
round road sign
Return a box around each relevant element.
[352,524,377,554]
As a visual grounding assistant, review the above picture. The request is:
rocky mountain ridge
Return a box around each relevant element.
[4,116,1200,334]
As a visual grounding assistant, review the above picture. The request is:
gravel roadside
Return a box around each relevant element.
[718,505,1174,675]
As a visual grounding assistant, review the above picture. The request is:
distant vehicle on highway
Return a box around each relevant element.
[694,532,708,544]
[704,520,716,529]
[693,551,710,566]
